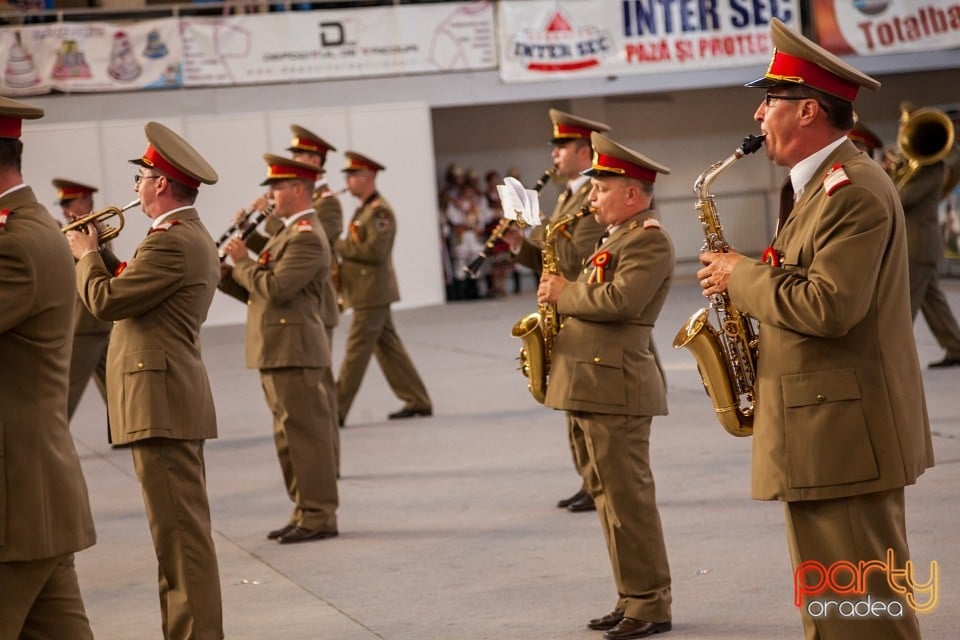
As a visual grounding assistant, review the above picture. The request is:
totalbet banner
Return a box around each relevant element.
[811,0,960,56]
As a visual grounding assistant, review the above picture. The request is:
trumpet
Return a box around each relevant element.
[463,168,556,279]
[62,199,139,243]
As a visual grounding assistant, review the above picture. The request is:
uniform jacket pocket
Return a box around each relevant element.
[122,350,171,433]
[569,342,625,407]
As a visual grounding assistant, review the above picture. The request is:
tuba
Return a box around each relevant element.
[888,106,956,192]
[511,203,590,404]
[463,168,556,279]
[672,134,765,437]
[62,199,139,243]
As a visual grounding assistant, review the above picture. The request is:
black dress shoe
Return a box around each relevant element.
[929,355,960,368]
[557,488,587,508]
[567,492,596,512]
[387,407,433,420]
[277,526,339,544]
[267,524,295,540]
[603,617,671,640]
[587,609,625,631]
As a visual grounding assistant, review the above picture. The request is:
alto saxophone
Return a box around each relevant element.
[511,204,590,404]
[672,134,765,437]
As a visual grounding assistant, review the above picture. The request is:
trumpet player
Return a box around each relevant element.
[53,178,120,429]
[219,154,339,544]
[537,133,674,639]
[67,122,224,639]
[0,96,96,640]
[697,19,931,639]
[504,109,610,514]
[892,102,960,368]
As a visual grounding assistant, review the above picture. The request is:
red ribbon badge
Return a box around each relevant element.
[258,251,271,269]
[761,246,782,267]
[591,251,611,283]
[113,261,128,277]
[0,208,10,230]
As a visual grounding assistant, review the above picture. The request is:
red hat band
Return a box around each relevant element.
[346,157,379,172]
[57,186,91,200]
[764,50,859,101]
[592,152,657,182]
[265,163,318,182]
[0,116,22,139]
[141,144,201,189]
[553,122,594,140]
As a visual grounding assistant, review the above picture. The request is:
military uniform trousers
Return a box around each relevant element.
[131,438,223,640]
[261,367,339,531]
[336,305,431,422]
[908,261,960,358]
[570,411,672,622]
[0,553,93,640]
[325,324,340,475]
[66,331,110,420]
[786,488,921,640]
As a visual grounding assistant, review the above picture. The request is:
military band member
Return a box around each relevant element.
[53,178,119,427]
[538,133,674,639]
[0,96,97,640]
[894,103,960,368]
[67,122,224,639]
[336,151,432,425]
[504,109,610,514]
[698,19,933,639]
[219,154,339,544]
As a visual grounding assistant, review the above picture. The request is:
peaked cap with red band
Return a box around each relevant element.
[0,96,44,140]
[260,153,320,186]
[847,120,883,153]
[548,108,610,145]
[130,121,218,189]
[341,151,385,173]
[582,132,670,183]
[52,178,98,204]
[287,123,336,161]
[746,18,879,101]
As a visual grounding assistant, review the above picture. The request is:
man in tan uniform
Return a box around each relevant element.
[336,151,432,425]
[539,133,674,639]
[0,96,97,640]
[698,19,933,639]
[220,154,339,544]
[504,110,609,514]
[68,122,224,640]
[53,179,119,427]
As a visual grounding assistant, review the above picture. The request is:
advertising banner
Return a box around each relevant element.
[811,0,960,56]
[497,0,799,83]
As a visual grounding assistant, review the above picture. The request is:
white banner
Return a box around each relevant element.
[1,19,182,96]
[180,1,495,87]
[497,0,799,83]
[811,0,960,56]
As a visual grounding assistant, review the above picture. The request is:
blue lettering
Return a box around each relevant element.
[701,0,720,30]
[729,0,750,28]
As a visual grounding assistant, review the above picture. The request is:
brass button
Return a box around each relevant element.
[137,361,145,369]
[816,394,826,402]
[593,356,601,363]
[280,318,287,325]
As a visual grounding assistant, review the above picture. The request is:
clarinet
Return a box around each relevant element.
[218,206,271,262]
[462,168,556,279]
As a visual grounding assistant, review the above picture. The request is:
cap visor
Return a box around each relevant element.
[744,77,777,88]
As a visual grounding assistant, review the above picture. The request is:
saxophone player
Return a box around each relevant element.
[504,109,610,514]
[538,133,674,640]
[697,19,932,639]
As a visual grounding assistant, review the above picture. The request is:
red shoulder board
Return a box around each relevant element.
[319,187,333,198]
[297,218,313,232]
[824,163,851,195]
[149,219,179,234]
[0,208,11,230]
[643,218,661,230]
[114,261,128,276]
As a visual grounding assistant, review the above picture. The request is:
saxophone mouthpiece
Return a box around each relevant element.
[740,134,766,156]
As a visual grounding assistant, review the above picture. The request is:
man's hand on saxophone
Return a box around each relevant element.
[537,273,567,305]
[697,249,744,297]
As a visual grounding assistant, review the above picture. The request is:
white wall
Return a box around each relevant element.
[23,100,443,327]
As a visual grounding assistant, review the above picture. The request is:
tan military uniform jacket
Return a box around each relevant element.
[545,210,672,416]
[728,140,934,502]
[76,208,220,445]
[901,161,946,266]
[336,192,400,310]
[220,211,332,369]
[515,180,606,280]
[73,245,120,336]
[0,187,96,561]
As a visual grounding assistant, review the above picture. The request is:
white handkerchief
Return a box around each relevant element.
[497,177,541,226]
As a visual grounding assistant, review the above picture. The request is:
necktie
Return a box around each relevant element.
[777,179,795,233]
[595,228,609,251]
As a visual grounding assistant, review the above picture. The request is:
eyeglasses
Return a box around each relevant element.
[134,174,161,185]
[763,94,810,108]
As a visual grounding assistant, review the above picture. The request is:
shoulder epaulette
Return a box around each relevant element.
[643,218,661,230]
[297,218,313,233]
[149,219,179,234]
[824,163,851,196]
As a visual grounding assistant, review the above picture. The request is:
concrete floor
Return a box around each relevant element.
[68,273,960,639]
